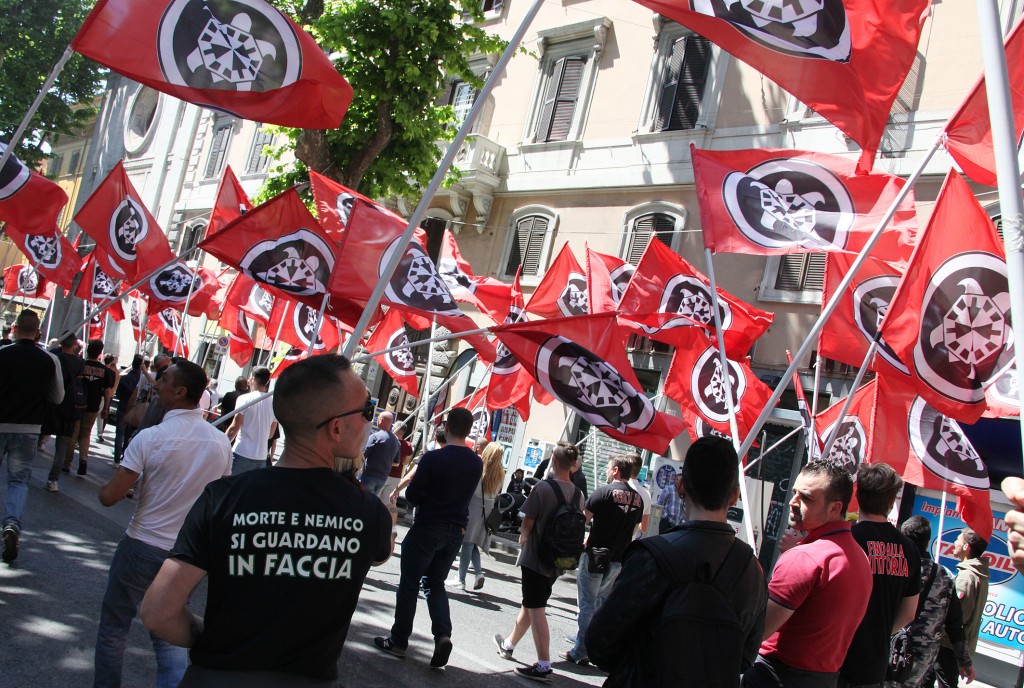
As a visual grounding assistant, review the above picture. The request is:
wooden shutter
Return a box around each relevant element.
[656,35,711,132]
[774,253,826,291]
[626,213,676,264]
[535,57,585,142]
[420,217,447,263]
[505,215,549,275]
[246,129,274,174]
[205,120,231,178]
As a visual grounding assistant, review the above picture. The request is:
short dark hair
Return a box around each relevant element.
[445,407,473,438]
[900,516,931,553]
[801,460,855,516]
[856,463,903,516]
[607,454,635,480]
[434,428,447,445]
[961,528,988,559]
[168,358,208,404]
[60,333,77,349]
[623,453,644,481]
[252,367,272,387]
[86,339,104,359]
[131,354,143,370]
[234,376,249,392]
[14,309,40,334]
[274,355,352,436]
[552,441,579,471]
[681,437,739,512]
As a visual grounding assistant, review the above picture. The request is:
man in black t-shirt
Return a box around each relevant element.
[562,454,642,666]
[47,334,85,489]
[141,355,395,686]
[68,339,115,476]
[838,462,921,688]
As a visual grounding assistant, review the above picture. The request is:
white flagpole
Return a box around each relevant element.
[809,353,823,418]
[44,294,56,341]
[402,352,479,438]
[975,0,1024,455]
[173,256,204,355]
[267,301,289,367]
[306,292,330,357]
[340,0,546,359]
[194,315,211,365]
[935,491,949,560]
[737,137,942,461]
[0,47,74,173]
[817,339,879,460]
[704,248,757,549]
[420,317,438,452]
[742,426,805,475]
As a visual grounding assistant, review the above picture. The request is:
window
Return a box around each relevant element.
[49,154,63,177]
[68,151,81,175]
[525,18,611,145]
[480,0,502,15]
[654,35,711,132]
[246,129,275,174]
[502,207,558,278]
[205,117,233,179]
[450,80,477,128]
[759,253,827,304]
[182,221,207,253]
[420,216,447,263]
[621,204,687,264]
[124,87,161,155]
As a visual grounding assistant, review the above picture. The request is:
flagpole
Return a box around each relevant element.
[705,247,757,549]
[810,353,823,418]
[737,136,942,462]
[44,294,56,341]
[340,0,546,360]
[420,317,438,456]
[817,339,879,460]
[975,0,1024,454]
[427,363,494,424]
[195,315,211,365]
[935,491,948,560]
[306,292,330,357]
[0,47,74,173]
[173,254,205,354]
[742,426,804,475]
[402,352,479,442]
[267,301,289,367]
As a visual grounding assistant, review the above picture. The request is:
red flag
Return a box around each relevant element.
[525,243,588,319]
[3,225,82,290]
[365,308,419,397]
[882,172,1013,423]
[73,161,175,282]
[493,313,686,454]
[225,272,275,326]
[309,171,395,242]
[2,264,47,298]
[142,262,223,317]
[326,196,495,360]
[984,366,1019,418]
[944,17,1024,187]
[873,374,993,539]
[219,294,257,368]
[437,229,511,323]
[694,146,917,261]
[270,347,312,380]
[788,351,818,456]
[617,238,773,356]
[452,384,493,441]
[200,189,339,312]
[813,378,876,473]
[149,306,189,357]
[818,252,908,376]
[487,270,534,420]
[266,298,340,353]
[75,254,126,321]
[86,308,106,342]
[585,245,634,315]
[635,0,931,169]
[0,141,68,233]
[128,291,148,341]
[208,166,254,236]
[71,0,352,129]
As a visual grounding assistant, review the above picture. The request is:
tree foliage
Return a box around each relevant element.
[0,0,104,168]
[260,0,504,201]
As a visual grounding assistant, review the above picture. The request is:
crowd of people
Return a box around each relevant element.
[4,310,1024,687]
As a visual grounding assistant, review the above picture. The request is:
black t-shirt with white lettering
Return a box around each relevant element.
[172,467,391,681]
[586,481,643,561]
[81,359,114,412]
[840,519,922,683]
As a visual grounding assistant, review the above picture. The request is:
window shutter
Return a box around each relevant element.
[803,253,826,291]
[626,213,676,264]
[536,57,584,142]
[774,254,826,291]
[655,38,686,132]
[505,216,549,275]
[205,121,231,178]
[656,35,711,132]
[420,217,447,263]
[246,129,274,174]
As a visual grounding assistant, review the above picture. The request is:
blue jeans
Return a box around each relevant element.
[1,433,38,530]
[457,542,482,583]
[231,452,264,475]
[569,552,622,660]
[360,474,387,498]
[94,536,187,688]
[390,521,465,646]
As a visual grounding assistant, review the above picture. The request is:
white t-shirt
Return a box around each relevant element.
[122,408,232,550]
[628,477,652,536]
[233,390,276,461]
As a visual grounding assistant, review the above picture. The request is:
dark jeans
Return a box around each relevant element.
[389,521,465,646]
[931,646,961,688]
[743,655,838,688]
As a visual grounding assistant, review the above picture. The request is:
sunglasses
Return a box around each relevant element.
[316,396,375,429]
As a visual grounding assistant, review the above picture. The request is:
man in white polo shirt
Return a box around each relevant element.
[93,359,232,688]
[227,367,277,473]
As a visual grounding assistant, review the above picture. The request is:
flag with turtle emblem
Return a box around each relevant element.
[0,140,68,234]
[365,307,419,397]
[71,0,352,129]
[149,306,189,357]
[812,379,876,477]
[487,269,537,420]
[267,296,340,354]
[524,243,589,320]
[2,264,48,299]
[3,225,82,291]
[75,253,125,321]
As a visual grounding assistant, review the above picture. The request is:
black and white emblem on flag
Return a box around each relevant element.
[693,417,732,442]
[990,365,1020,410]
[109,197,150,261]
[247,283,274,321]
[817,417,866,476]
[722,159,854,250]
[535,336,654,433]
[914,252,1014,404]
[642,275,732,334]
[336,192,354,227]
[609,264,635,305]
[690,0,851,62]
[852,274,907,374]
[0,142,29,200]
[130,299,143,327]
[25,233,61,270]
[17,266,39,293]
[292,303,326,349]
[471,406,490,439]
[383,327,416,377]
[150,262,198,303]
[438,257,475,294]
[159,307,181,330]
[380,238,461,316]
[92,267,119,300]
[557,272,589,317]
[158,0,301,92]
[494,306,524,376]
[240,229,334,296]
[908,397,988,489]
[690,347,746,424]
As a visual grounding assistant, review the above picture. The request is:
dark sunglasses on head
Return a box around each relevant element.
[316,396,375,429]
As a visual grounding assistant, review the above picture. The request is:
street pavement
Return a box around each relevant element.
[0,432,606,688]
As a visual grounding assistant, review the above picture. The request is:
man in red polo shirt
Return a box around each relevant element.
[743,461,872,688]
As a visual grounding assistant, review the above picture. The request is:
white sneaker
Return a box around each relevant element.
[444,577,465,590]
[45,481,59,493]
[474,574,485,590]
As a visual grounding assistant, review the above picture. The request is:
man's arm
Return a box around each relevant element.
[519,516,535,546]
[373,503,399,566]
[761,599,795,639]
[140,558,207,647]
[893,593,920,633]
[98,466,141,506]
[46,352,65,404]
[226,412,244,442]
[390,464,418,503]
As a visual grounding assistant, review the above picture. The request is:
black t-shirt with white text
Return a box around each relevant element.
[81,359,114,412]
[586,481,643,561]
[172,467,392,681]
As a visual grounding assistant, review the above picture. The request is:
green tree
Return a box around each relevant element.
[261,0,504,200]
[0,0,104,168]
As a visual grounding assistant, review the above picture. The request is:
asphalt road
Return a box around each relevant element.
[0,434,606,688]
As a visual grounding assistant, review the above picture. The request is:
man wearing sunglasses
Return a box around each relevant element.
[374,407,482,669]
[142,355,395,686]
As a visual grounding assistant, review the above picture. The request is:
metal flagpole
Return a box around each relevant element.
[402,353,479,435]
[44,294,56,341]
[737,136,942,461]
[935,491,949,560]
[427,363,495,424]
[742,426,804,475]
[705,248,757,548]
[0,47,74,173]
[173,255,204,355]
[267,301,289,368]
[195,315,211,365]
[341,0,547,360]
[975,0,1024,454]
[817,339,879,460]
[420,318,438,453]
[306,292,330,357]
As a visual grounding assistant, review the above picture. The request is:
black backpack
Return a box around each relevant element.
[636,530,755,688]
[537,479,586,571]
